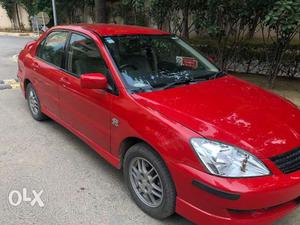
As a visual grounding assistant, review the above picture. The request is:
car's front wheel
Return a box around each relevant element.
[123,143,176,219]
[26,83,47,121]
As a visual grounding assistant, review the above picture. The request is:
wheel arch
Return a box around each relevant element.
[120,137,165,170]
[24,78,31,98]
[120,137,146,167]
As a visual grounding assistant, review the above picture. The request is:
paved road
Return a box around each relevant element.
[0,35,299,225]
[0,36,32,81]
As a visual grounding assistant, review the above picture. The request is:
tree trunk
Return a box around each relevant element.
[182,3,190,39]
[247,14,259,39]
[15,3,22,31]
[268,43,285,88]
[95,0,107,23]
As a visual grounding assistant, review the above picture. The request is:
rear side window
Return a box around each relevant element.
[66,33,109,78]
[37,31,68,68]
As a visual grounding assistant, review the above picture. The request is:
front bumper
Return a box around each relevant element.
[169,162,300,225]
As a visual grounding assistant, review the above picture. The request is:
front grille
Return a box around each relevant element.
[270,147,300,174]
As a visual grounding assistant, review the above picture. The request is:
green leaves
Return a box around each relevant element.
[264,0,300,43]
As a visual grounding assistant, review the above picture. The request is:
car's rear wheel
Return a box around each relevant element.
[26,83,47,121]
[123,143,176,219]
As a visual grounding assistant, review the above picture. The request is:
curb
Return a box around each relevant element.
[0,32,36,38]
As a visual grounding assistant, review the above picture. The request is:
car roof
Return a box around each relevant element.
[54,23,170,36]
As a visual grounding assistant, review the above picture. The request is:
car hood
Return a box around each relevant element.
[133,75,300,158]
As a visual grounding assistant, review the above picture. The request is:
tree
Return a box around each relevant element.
[149,0,206,39]
[173,0,199,39]
[203,0,250,69]
[264,0,300,87]
[149,0,172,30]
[14,1,22,30]
[121,0,147,25]
[95,0,107,23]
[28,0,92,25]
[0,0,15,22]
[0,0,24,30]
[19,0,35,16]
[244,0,276,39]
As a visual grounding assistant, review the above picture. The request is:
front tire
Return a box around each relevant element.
[26,83,47,121]
[123,143,176,219]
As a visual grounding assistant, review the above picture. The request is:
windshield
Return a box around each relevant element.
[103,35,220,92]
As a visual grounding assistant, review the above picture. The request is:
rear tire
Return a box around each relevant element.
[26,83,47,121]
[123,143,176,219]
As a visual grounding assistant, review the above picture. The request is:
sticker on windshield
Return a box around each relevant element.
[176,56,198,69]
[105,37,115,44]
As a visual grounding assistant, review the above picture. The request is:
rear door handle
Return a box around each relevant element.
[60,77,71,86]
[32,62,39,71]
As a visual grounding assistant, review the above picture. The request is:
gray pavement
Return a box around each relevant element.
[0,35,32,81]
[0,35,299,225]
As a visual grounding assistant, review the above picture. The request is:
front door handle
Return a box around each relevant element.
[60,77,71,86]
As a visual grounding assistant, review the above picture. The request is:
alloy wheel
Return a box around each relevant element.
[129,157,164,208]
[28,88,39,115]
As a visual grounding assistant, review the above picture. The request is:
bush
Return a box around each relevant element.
[190,38,300,78]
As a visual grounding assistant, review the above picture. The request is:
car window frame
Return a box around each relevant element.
[63,31,118,95]
[35,30,70,69]
[35,29,118,95]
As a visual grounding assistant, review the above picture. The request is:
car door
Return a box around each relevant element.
[33,31,69,118]
[59,32,114,152]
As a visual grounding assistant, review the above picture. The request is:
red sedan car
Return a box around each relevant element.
[18,24,300,225]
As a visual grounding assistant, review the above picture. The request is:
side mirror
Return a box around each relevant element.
[80,73,107,89]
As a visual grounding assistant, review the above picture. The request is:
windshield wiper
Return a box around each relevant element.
[155,71,226,90]
[134,71,226,92]
[160,79,192,90]
[191,71,225,81]
[157,77,207,90]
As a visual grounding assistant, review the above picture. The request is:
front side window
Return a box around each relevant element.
[37,31,68,67]
[66,33,110,78]
[104,35,220,92]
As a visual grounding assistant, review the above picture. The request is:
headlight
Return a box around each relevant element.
[191,138,270,177]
